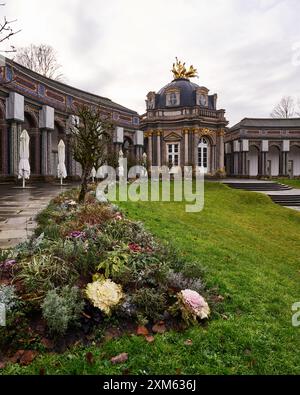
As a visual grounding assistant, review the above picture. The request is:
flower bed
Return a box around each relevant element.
[0,187,210,367]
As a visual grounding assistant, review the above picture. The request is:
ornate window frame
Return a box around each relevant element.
[165,88,180,107]
[166,142,180,167]
[196,87,209,107]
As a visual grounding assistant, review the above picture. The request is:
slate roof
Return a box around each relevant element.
[156,78,215,109]
[231,118,300,131]
[6,58,138,115]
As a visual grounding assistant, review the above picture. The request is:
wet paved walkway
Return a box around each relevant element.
[0,183,75,249]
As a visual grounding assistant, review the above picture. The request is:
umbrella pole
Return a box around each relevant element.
[60,176,63,186]
[22,170,25,189]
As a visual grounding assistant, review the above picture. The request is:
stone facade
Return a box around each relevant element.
[2,58,300,181]
[141,77,228,176]
[225,118,300,178]
[0,58,142,180]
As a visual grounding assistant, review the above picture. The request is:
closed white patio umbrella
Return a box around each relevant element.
[57,139,67,185]
[118,149,125,179]
[91,166,96,183]
[18,129,30,188]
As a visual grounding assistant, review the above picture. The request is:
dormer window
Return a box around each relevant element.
[169,93,177,105]
[196,87,209,108]
[166,90,180,106]
[199,94,207,107]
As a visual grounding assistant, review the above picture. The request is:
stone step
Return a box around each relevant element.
[270,196,300,205]
[223,183,292,191]
[224,182,300,208]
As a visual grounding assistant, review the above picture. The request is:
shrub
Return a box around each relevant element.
[52,188,80,205]
[181,261,207,280]
[76,204,114,226]
[126,252,170,288]
[131,288,167,322]
[166,270,205,294]
[94,231,117,253]
[97,246,130,278]
[72,240,100,275]
[42,286,84,335]
[40,223,61,240]
[116,295,137,318]
[0,285,19,311]
[16,254,78,298]
[49,236,106,276]
[101,219,157,249]
[0,249,11,263]
[59,219,85,237]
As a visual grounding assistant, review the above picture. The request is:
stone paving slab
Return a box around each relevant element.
[0,183,77,249]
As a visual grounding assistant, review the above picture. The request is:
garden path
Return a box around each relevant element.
[0,183,74,249]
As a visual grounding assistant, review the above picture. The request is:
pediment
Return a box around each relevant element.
[164,132,182,141]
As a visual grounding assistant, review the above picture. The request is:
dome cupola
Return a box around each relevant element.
[146,58,217,110]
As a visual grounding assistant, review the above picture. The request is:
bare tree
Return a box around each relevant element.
[70,104,114,203]
[271,96,296,118]
[296,99,300,117]
[14,44,64,80]
[0,3,20,53]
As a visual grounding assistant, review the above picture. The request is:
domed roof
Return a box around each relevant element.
[157,78,200,108]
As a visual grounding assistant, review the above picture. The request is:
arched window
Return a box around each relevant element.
[198,138,209,173]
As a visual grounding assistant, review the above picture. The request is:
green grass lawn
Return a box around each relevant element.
[2,182,300,375]
[275,178,300,189]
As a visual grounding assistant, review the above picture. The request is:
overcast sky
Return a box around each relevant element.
[3,0,300,125]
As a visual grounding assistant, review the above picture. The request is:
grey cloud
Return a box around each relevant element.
[4,0,300,124]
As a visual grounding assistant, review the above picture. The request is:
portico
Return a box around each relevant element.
[225,118,300,178]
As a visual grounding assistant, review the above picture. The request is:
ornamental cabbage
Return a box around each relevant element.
[177,289,210,322]
[85,279,124,315]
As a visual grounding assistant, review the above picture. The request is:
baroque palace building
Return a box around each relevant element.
[141,59,228,176]
[1,56,300,180]
[0,57,143,180]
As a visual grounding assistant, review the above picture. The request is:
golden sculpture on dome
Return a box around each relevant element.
[171,57,198,80]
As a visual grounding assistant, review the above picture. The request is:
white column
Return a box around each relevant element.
[9,122,18,175]
[47,131,52,175]
[41,129,52,176]
[157,131,161,167]
[218,129,225,171]
[194,130,199,168]
[148,131,152,165]
[41,130,48,175]
[184,129,189,165]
